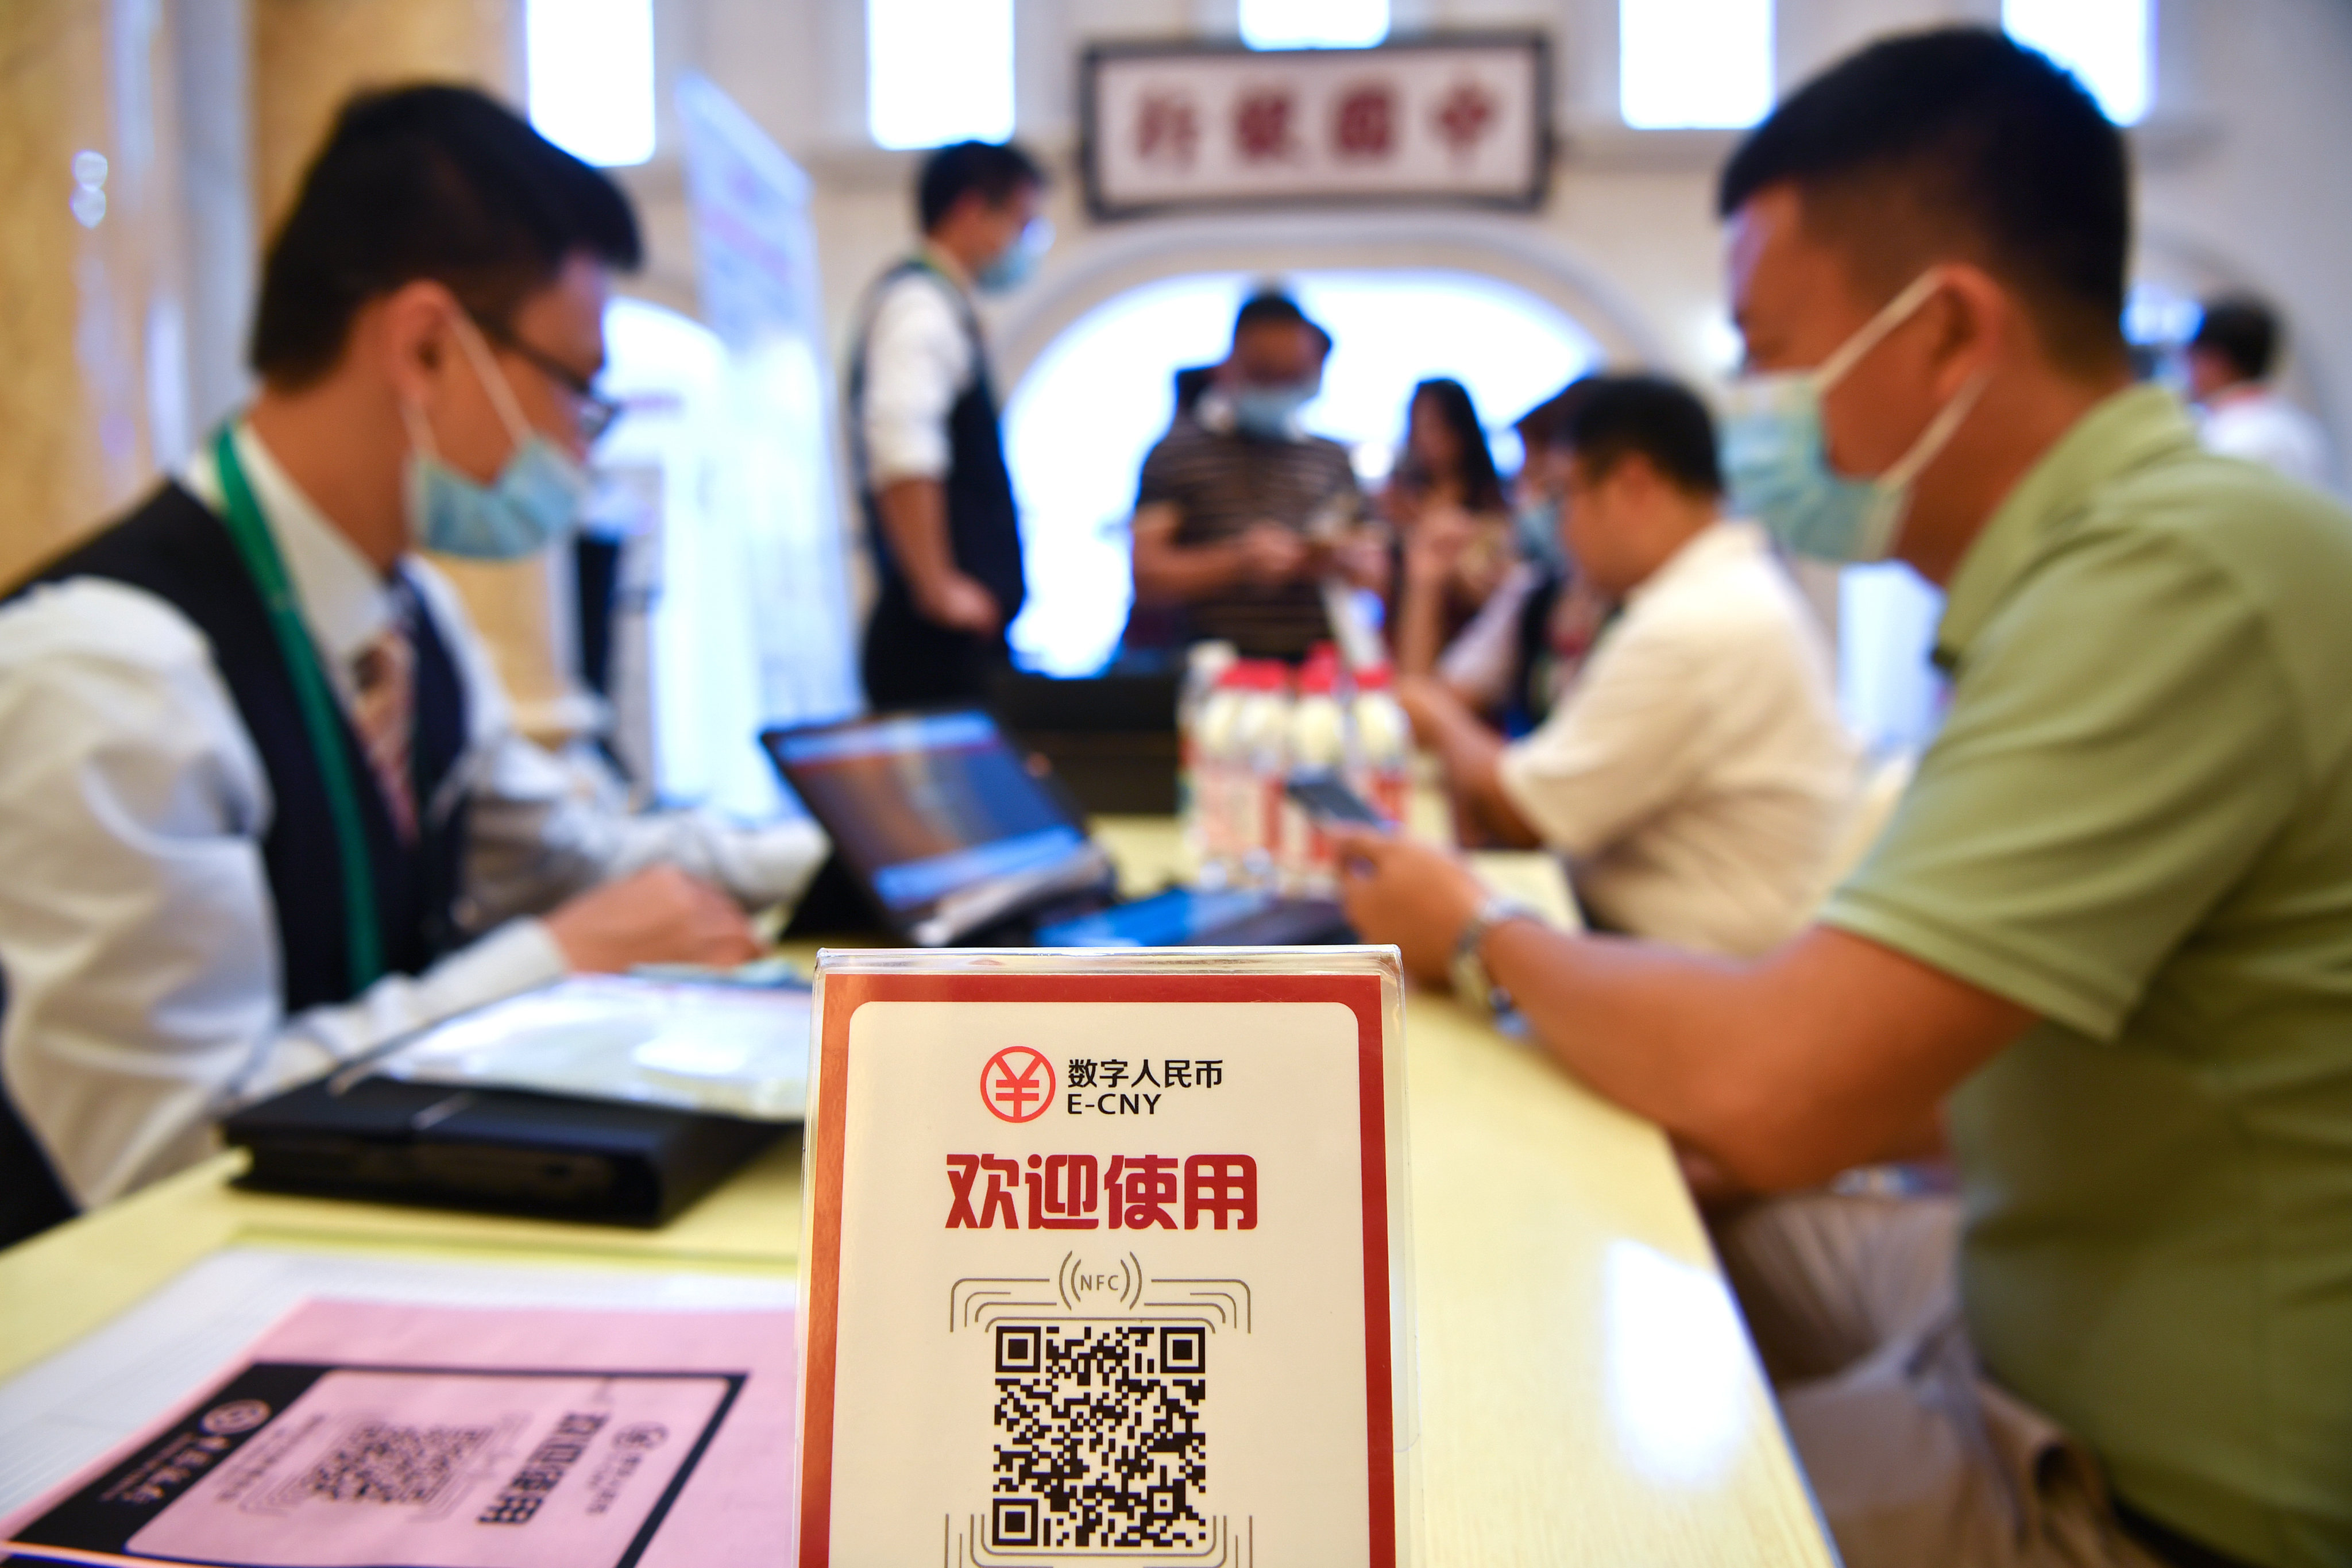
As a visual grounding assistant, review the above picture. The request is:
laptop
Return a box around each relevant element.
[761,708,1353,948]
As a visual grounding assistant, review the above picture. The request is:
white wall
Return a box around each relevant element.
[620,0,2352,501]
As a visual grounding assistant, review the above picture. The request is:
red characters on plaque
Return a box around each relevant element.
[1234,88,1297,161]
[945,1153,1259,1233]
[1434,79,1497,157]
[1334,82,1399,159]
[1136,90,1201,166]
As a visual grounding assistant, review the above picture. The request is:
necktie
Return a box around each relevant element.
[350,595,418,845]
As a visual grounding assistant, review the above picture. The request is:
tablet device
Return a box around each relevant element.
[1032,887,1355,948]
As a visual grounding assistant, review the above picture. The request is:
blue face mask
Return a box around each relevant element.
[975,218,1052,295]
[1720,269,1987,563]
[1512,493,1566,574]
[402,316,589,561]
[1230,384,1315,439]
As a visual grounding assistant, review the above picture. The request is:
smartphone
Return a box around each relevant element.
[1285,771,1391,829]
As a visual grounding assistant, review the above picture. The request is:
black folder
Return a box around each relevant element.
[220,1074,780,1227]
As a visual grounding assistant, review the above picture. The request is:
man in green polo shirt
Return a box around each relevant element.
[1334,29,2352,1568]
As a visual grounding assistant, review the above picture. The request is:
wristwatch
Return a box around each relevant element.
[1449,895,1543,1018]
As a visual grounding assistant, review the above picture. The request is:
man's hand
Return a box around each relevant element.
[1388,674,1540,849]
[918,571,1004,635]
[543,864,763,973]
[1393,672,1467,744]
[1235,523,1310,586]
[1330,827,1486,984]
[1330,528,1393,593]
[872,477,999,634]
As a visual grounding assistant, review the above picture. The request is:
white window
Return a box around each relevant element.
[1619,0,1774,130]
[2003,0,2151,125]
[1838,565,1947,754]
[867,0,1015,150]
[2124,281,2199,349]
[1239,0,1391,51]
[526,0,656,167]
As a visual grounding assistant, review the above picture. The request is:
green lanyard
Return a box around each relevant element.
[211,426,385,991]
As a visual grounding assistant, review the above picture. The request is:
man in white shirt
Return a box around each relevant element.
[851,140,1049,706]
[2187,294,2335,491]
[1396,374,1855,957]
[0,87,824,1226]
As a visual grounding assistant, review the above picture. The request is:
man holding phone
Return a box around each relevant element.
[1394,373,1852,960]
[1126,291,1389,659]
[1335,30,2352,1567]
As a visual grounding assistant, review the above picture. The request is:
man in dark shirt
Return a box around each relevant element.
[1127,292,1385,659]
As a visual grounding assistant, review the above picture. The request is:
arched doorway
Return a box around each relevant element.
[1002,268,1600,675]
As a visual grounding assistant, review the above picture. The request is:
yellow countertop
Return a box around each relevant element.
[0,817,1830,1565]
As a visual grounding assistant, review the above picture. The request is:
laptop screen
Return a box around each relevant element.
[764,711,1099,935]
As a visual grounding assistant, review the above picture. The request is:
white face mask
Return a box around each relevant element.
[975,217,1053,295]
[400,314,588,561]
[1718,269,1990,563]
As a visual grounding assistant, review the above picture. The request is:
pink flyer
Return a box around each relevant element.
[0,1300,795,1568]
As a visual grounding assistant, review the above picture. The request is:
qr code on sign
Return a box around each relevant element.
[991,1323,1207,1551]
[276,1421,493,1508]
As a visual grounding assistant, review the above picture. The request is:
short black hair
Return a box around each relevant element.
[1233,290,1333,356]
[250,84,641,387]
[1550,373,1723,497]
[1513,380,1593,457]
[2191,295,2281,383]
[1717,27,2130,374]
[918,140,1045,233]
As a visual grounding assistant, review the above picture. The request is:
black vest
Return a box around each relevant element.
[8,482,473,1011]
[849,260,1027,621]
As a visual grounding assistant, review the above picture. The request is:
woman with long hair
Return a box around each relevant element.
[1385,378,1516,676]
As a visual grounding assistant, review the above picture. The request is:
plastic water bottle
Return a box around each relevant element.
[1229,662,1293,889]
[1179,640,1238,875]
[1191,658,1250,885]
[1348,662,1413,827]
[1283,647,1349,895]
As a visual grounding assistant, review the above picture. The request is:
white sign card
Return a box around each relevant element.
[795,949,1418,1567]
[1082,34,1550,217]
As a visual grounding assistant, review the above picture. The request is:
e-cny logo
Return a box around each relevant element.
[982,1046,1055,1123]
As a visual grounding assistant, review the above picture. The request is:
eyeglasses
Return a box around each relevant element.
[481,325,624,444]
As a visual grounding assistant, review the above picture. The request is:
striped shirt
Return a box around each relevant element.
[1135,408,1361,658]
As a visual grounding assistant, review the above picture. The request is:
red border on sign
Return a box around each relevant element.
[796,971,1395,1567]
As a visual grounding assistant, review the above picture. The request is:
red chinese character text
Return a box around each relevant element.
[1333,82,1396,159]
[1136,91,1200,165]
[1107,1154,1180,1229]
[1184,1154,1259,1230]
[945,1153,1022,1229]
[1026,1153,1101,1230]
[1234,89,1295,163]
[1434,79,1497,157]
